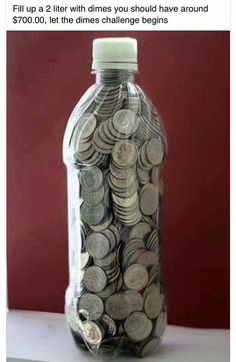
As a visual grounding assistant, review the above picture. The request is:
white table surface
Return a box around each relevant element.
[7,310,230,362]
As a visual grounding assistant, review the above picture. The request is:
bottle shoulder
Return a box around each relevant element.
[63,82,167,164]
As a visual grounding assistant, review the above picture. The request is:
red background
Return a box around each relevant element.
[7,31,230,328]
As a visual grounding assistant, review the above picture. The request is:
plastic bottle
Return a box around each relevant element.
[63,37,167,358]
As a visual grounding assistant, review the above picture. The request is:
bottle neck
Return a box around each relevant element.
[94,69,136,85]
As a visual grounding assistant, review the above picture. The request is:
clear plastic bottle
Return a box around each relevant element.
[63,38,167,358]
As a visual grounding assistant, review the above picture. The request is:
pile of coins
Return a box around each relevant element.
[66,81,167,357]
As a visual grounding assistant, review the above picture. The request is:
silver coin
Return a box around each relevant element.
[81,202,105,225]
[96,281,117,299]
[86,232,110,259]
[101,229,116,251]
[124,264,149,291]
[144,289,162,319]
[137,251,159,269]
[81,185,104,205]
[102,314,117,336]
[84,266,107,292]
[80,166,103,191]
[154,307,167,338]
[140,184,159,216]
[94,249,117,267]
[72,113,96,145]
[112,109,139,136]
[79,293,104,320]
[105,292,132,320]
[143,283,160,299]
[138,337,161,357]
[124,312,152,342]
[82,320,103,345]
[89,213,113,231]
[124,290,144,312]
[129,222,152,241]
[146,137,164,166]
[112,140,138,169]
[80,251,90,270]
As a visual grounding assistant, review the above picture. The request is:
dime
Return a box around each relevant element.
[101,229,116,251]
[72,113,96,144]
[138,337,161,357]
[124,312,152,342]
[146,137,164,166]
[144,289,162,319]
[80,251,90,270]
[96,281,117,299]
[139,184,159,216]
[124,290,144,312]
[84,266,107,292]
[94,250,117,268]
[89,214,113,232]
[102,314,117,336]
[86,232,110,259]
[81,202,105,225]
[112,140,138,169]
[112,109,139,136]
[82,320,103,345]
[136,251,159,269]
[81,185,104,205]
[79,293,104,320]
[105,293,132,320]
[129,222,152,241]
[124,264,149,291]
[154,307,167,338]
[80,166,103,191]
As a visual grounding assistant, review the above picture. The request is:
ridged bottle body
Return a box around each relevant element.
[63,70,167,358]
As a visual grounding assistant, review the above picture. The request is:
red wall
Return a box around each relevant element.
[7,31,230,328]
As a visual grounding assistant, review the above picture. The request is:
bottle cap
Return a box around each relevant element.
[92,38,138,71]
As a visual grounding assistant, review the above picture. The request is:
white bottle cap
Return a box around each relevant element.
[92,37,138,71]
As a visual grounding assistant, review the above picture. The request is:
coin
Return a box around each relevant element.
[144,288,162,319]
[72,113,96,146]
[80,251,90,270]
[101,228,116,251]
[136,251,159,269]
[96,281,117,299]
[124,290,144,312]
[112,140,138,169]
[84,266,107,292]
[102,314,117,336]
[154,307,167,338]
[94,250,117,267]
[79,293,104,320]
[105,293,132,320]
[82,320,103,345]
[90,214,113,232]
[124,312,152,342]
[81,184,104,205]
[80,166,103,191]
[81,202,105,225]
[138,337,161,357]
[86,232,110,259]
[112,109,139,136]
[146,137,164,166]
[139,184,159,216]
[129,222,152,241]
[124,264,149,291]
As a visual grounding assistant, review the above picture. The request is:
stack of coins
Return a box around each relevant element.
[66,81,167,357]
